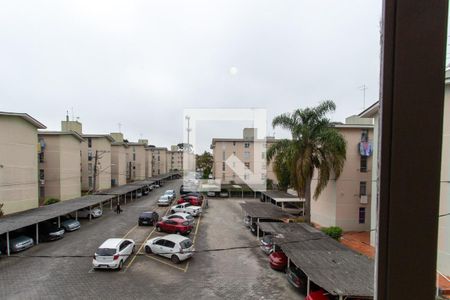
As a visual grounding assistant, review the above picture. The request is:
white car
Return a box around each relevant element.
[170,203,202,216]
[162,212,195,226]
[77,207,102,219]
[207,191,216,197]
[164,190,176,200]
[92,238,135,270]
[157,195,172,206]
[144,234,194,264]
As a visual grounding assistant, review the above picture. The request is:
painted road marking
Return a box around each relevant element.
[183,261,190,273]
[144,254,186,272]
[122,224,138,239]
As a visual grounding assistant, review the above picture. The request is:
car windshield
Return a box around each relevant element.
[180,240,193,249]
[140,212,152,217]
[96,248,116,256]
[185,215,193,220]
[263,235,272,243]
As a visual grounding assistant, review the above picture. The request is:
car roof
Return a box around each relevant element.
[161,234,191,243]
[169,212,191,218]
[99,238,126,248]
[141,211,155,214]
[164,218,184,223]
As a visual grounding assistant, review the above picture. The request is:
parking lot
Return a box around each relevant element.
[0,180,302,299]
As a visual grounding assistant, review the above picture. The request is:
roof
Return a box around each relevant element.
[96,184,146,195]
[262,190,304,202]
[127,142,146,146]
[83,134,115,142]
[129,180,155,186]
[161,234,190,243]
[0,195,114,235]
[0,111,46,129]
[258,222,324,240]
[38,130,85,142]
[111,142,129,147]
[359,101,380,118]
[211,138,279,144]
[240,202,293,220]
[100,238,124,248]
[332,124,374,129]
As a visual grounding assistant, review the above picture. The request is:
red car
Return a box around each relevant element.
[155,218,193,235]
[269,251,287,271]
[306,290,334,300]
[177,196,203,206]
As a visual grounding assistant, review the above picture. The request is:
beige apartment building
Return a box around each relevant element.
[37,131,84,204]
[168,149,183,171]
[211,128,278,186]
[127,142,146,181]
[145,147,153,178]
[110,133,128,187]
[0,112,46,215]
[150,147,168,175]
[311,116,374,232]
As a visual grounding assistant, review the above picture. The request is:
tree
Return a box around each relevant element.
[196,151,214,179]
[267,100,346,223]
[0,203,4,217]
[272,154,291,192]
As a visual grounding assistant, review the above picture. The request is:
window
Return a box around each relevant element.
[155,239,165,246]
[88,138,92,148]
[158,156,160,161]
[88,163,92,172]
[245,162,250,169]
[164,241,175,248]
[243,151,250,159]
[38,152,44,163]
[233,141,236,146]
[360,156,367,172]
[222,151,226,160]
[222,162,226,171]
[360,181,367,196]
[88,150,93,161]
[244,142,250,148]
[39,169,44,180]
[358,207,366,224]
[361,129,369,142]
[133,153,136,161]
[88,176,93,188]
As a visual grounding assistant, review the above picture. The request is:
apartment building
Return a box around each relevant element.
[37,131,84,204]
[0,112,46,215]
[127,142,146,181]
[145,147,153,178]
[110,132,128,187]
[310,116,374,232]
[168,148,183,171]
[211,128,277,186]
[150,147,168,175]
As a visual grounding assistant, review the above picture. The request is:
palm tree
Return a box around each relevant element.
[267,100,346,223]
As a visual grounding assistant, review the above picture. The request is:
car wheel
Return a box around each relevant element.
[171,210,175,214]
[145,246,152,254]
[171,255,180,264]
[132,245,135,254]
[118,260,123,270]
[156,226,161,232]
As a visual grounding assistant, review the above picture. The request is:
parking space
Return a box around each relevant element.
[0,191,302,299]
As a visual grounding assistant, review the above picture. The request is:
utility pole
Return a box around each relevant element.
[92,150,99,193]
[185,115,191,153]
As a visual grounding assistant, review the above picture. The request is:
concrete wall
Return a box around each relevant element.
[111,144,127,186]
[311,127,373,231]
[38,134,82,202]
[0,116,39,214]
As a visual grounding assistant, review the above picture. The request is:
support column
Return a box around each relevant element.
[125,194,127,205]
[35,223,39,245]
[6,231,10,256]
[75,211,78,221]
[256,218,260,240]
[306,277,310,295]
[89,206,92,221]
[58,216,61,228]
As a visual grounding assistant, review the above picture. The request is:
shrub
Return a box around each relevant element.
[44,198,60,205]
[321,226,343,240]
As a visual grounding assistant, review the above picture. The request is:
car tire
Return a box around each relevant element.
[132,245,135,254]
[156,226,161,232]
[171,255,180,264]
[145,246,152,254]
[171,210,175,214]
[118,260,123,270]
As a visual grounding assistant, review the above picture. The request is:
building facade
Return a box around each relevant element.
[37,131,83,204]
[310,118,374,232]
[150,147,168,175]
[126,143,146,181]
[0,112,46,215]
[110,138,128,187]
[81,135,113,192]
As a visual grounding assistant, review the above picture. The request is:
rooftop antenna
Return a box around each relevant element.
[66,110,69,122]
[358,85,368,109]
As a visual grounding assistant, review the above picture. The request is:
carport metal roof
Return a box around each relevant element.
[0,194,114,235]
[240,202,293,220]
[129,180,155,186]
[280,236,374,298]
[261,190,304,202]
[258,222,325,241]
[96,184,146,196]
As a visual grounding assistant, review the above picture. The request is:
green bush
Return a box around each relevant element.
[44,198,60,205]
[321,226,343,240]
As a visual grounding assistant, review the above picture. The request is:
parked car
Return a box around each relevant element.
[92,238,135,270]
[77,207,102,219]
[156,218,193,235]
[269,247,287,271]
[157,195,172,206]
[37,221,65,242]
[286,263,308,292]
[181,192,203,200]
[206,191,216,197]
[59,216,81,232]
[162,212,195,226]
[177,196,202,206]
[260,234,274,254]
[306,290,336,300]
[0,234,34,253]
[152,184,160,188]
[219,190,229,198]
[138,211,159,226]
[136,190,143,198]
[144,234,194,264]
[164,190,176,200]
[244,215,252,227]
[170,203,202,216]
[250,222,263,236]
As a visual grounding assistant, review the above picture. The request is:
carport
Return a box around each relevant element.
[96,184,147,206]
[260,191,304,215]
[129,180,155,195]
[239,202,293,239]
[280,236,374,299]
[0,194,114,256]
[258,222,325,242]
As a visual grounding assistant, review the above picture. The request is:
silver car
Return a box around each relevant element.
[157,195,171,206]
[1,235,34,253]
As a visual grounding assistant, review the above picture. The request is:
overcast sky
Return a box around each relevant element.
[0,1,382,153]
